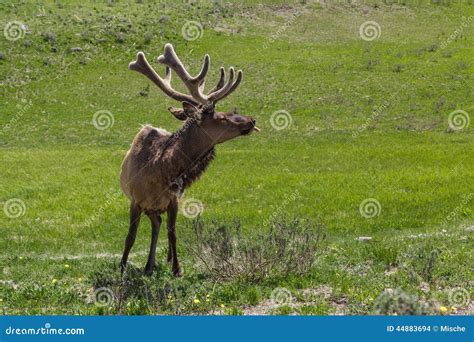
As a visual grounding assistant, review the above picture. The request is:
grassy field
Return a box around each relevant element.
[0,0,473,315]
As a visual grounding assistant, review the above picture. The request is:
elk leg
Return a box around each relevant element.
[144,211,162,275]
[167,240,172,263]
[167,199,181,277]
[121,202,142,273]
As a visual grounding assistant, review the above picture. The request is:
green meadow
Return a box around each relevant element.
[0,0,472,315]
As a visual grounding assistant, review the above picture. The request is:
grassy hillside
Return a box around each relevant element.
[0,0,472,315]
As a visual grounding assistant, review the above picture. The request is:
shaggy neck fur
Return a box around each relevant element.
[166,118,215,191]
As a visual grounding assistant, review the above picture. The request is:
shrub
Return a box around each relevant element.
[372,288,437,315]
[185,217,326,282]
[402,244,440,283]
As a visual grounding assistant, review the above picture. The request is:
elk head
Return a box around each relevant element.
[128,43,259,144]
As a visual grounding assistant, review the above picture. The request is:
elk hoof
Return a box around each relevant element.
[144,264,154,276]
[173,267,182,278]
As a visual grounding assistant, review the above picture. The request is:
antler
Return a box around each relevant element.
[129,43,242,106]
[129,51,200,105]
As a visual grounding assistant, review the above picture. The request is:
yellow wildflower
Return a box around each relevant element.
[220,304,225,308]
[439,306,448,314]
[64,264,70,268]
[193,298,200,304]
[52,279,58,284]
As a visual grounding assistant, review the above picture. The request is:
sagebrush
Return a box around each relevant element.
[185,217,326,282]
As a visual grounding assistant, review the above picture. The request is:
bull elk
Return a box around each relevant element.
[120,43,259,276]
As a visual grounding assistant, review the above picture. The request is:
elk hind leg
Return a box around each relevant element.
[121,202,142,273]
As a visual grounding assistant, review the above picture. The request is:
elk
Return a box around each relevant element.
[120,43,259,276]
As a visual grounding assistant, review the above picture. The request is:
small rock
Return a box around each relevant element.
[70,47,83,52]
[356,236,372,242]
[42,32,56,44]
[159,15,170,23]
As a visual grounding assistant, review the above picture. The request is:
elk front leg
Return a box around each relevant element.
[121,202,142,273]
[144,210,162,275]
[167,198,181,277]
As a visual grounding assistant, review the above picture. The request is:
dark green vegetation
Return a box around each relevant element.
[0,1,472,315]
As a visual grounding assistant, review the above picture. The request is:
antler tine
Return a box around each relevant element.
[197,56,210,93]
[157,43,209,104]
[218,70,243,102]
[129,52,199,105]
[208,67,243,103]
[195,54,210,85]
[207,67,226,94]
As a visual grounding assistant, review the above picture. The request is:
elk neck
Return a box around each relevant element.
[166,118,216,190]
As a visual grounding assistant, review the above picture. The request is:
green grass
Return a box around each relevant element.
[0,0,473,315]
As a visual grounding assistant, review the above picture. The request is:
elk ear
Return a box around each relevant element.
[167,107,187,121]
[182,102,199,116]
